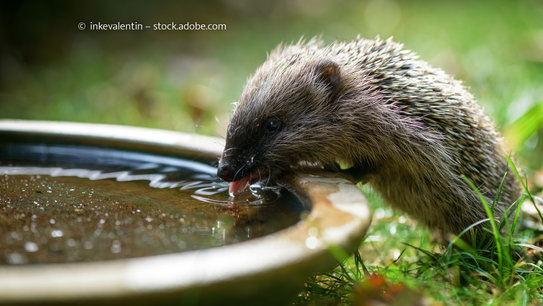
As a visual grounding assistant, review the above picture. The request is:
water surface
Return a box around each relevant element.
[0,144,306,264]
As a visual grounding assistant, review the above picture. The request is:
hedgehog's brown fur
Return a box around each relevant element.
[218,36,522,238]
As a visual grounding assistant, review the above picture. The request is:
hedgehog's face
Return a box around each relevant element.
[217,113,287,195]
[217,59,342,195]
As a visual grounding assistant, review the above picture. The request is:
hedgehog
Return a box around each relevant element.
[216,36,522,239]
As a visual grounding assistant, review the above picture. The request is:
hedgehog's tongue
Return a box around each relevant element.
[229,175,251,196]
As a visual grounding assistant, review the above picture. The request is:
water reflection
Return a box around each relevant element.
[0,144,306,264]
[0,165,281,206]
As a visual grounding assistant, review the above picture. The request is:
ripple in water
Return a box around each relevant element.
[0,165,282,206]
[0,144,307,264]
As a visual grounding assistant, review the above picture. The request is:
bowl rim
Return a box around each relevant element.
[0,119,371,303]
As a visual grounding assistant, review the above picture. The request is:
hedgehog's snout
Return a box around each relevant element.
[217,162,235,182]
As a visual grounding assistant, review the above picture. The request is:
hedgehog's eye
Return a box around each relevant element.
[265,118,282,133]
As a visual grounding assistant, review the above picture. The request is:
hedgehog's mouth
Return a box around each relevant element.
[229,167,270,196]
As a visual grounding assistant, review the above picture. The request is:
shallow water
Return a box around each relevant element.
[0,144,306,264]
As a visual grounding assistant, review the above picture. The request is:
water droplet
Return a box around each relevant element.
[67,239,77,247]
[7,252,26,264]
[10,232,22,240]
[389,224,397,235]
[110,240,121,253]
[51,229,64,238]
[24,241,39,252]
[83,241,93,250]
[177,240,187,249]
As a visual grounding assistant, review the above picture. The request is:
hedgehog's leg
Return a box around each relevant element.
[339,167,372,184]
[322,161,372,184]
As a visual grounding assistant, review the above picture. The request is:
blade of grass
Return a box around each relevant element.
[506,156,543,222]
[516,243,543,253]
[461,175,503,273]
[492,168,509,212]
[503,102,543,151]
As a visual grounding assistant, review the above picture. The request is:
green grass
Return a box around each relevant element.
[296,166,543,305]
[1,0,543,304]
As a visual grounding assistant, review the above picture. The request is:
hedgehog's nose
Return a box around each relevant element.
[217,163,235,182]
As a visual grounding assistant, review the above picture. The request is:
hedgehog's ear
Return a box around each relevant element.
[315,61,341,95]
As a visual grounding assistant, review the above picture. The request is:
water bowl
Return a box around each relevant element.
[0,120,371,305]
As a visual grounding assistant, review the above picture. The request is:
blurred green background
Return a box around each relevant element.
[1,0,542,176]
